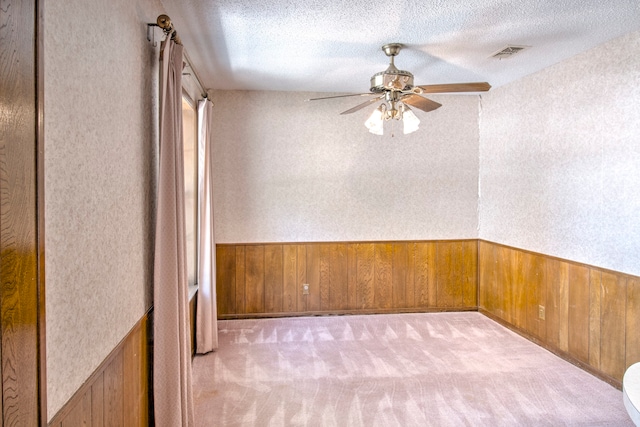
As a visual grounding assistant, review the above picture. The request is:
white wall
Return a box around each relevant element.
[212,90,481,243]
[44,0,164,419]
[479,30,640,277]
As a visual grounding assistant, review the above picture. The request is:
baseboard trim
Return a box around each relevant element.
[219,306,478,320]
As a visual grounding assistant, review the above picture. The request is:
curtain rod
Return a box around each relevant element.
[156,14,181,45]
[151,14,209,98]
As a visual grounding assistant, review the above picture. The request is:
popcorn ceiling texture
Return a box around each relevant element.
[211,91,481,243]
[44,0,163,420]
[479,29,640,277]
[162,0,640,93]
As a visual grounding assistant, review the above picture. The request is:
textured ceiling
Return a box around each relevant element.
[159,0,640,94]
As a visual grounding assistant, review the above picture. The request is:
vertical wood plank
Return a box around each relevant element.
[329,244,348,310]
[235,246,246,315]
[356,244,375,309]
[347,244,358,310]
[215,246,236,315]
[568,264,590,364]
[627,278,640,369]
[511,249,527,330]
[123,325,140,427]
[91,373,104,427]
[0,0,41,424]
[546,258,569,351]
[319,244,331,311]
[103,352,124,427]
[392,243,408,309]
[283,245,298,313]
[496,245,513,323]
[296,245,307,312]
[61,391,91,427]
[436,242,463,308]
[600,272,626,381]
[123,318,148,427]
[462,241,478,308]
[523,252,546,341]
[406,243,416,308]
[414,242,435,307]
[589,269,602,370]
[264,245,283,313]
[478,241,496,314]
[245,245,265,314]
[374,243,393,309]
[306,244,321,311]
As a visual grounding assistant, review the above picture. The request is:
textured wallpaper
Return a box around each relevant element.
[479,30,640,277]
[44,0,163,420]
[211,91,481,243]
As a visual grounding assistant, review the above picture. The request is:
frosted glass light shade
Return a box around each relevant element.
[365,106,384,135]
[402,107,420,134]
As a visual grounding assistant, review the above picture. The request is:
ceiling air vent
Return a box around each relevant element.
[491,45,529,59]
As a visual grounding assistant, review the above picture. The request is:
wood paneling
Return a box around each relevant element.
[264,245,283,313]
[392,243,410,309]
[479,240,639,388]
[216,245,236,316]
[245,246,264,313]
[235,246,246,314]
[462,241,478,308]
[589,270,602,370]
[414,242,436,307]
[374,243,393,310]
[306,244,320,311]
[627,278,640,369]
[296,245,307,312]
[356,243,375,309]
[329,244,348,310]
[49,312,150,426]
[1,0,44,424]
[283,245,298,313]
[599,272,626,381]
[568,264,590,364]
[217,240,478,317]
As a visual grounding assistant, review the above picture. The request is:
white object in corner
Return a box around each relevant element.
[624,362,640,426]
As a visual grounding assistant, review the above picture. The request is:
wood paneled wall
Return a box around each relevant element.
[479,240,640,386]
[48,312,151,426]
[216,240,478,318]
[1,0,46,424]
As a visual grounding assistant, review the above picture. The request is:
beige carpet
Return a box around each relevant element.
[192,312,631,426]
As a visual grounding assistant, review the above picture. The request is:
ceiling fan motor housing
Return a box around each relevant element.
[370,43,414,93]
[370,68,414,93]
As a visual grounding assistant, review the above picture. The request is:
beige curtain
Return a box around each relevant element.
[153,36,195,426]
[196,98,219,353]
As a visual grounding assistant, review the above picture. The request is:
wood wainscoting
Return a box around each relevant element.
[216,240,478,318]
[48,311,151,426]
[478,240,640,387]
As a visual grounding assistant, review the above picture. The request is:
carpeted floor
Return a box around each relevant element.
[192,312,632,426]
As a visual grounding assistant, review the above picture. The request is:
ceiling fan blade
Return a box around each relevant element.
[402,94,442,113]
[340,95,385,115]
[306,93,375,101]
[417,82,491,93]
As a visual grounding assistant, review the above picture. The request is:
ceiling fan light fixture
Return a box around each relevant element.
[365,105,385,135]
[402,106,420,134]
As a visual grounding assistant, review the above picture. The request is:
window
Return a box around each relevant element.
[182,94,198,287]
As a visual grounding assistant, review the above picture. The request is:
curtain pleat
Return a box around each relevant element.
[153,36,195,426]
[196,99,219,353]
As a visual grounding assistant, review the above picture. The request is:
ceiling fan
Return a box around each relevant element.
[308,43,491,135]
